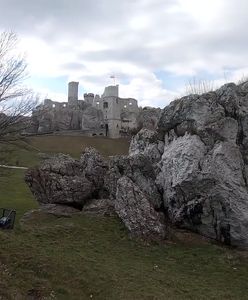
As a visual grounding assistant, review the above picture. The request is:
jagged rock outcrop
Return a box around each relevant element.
[129,129,164,165]
[154,82,248,248]
[80,147,108,191]
[126,82,248,247]
[104,154,162,209]
[25,149,166,239]
[136,107,161,130]
[115,176,166,239]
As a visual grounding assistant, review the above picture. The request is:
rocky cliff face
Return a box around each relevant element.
[155,82,248,247]
[25,82,248,248]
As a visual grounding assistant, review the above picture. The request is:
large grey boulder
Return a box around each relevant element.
[115,176,166,240]
[156,81,248,247]
[25,154,94,208]
[25,148,108,208]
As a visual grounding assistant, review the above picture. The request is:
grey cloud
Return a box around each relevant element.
[61,62,85,71]
[0,0,248,101]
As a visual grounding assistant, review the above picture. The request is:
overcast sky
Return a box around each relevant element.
[0,0,248,107]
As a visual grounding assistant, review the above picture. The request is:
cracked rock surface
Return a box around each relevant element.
[155,82,248,247]
[115,176,166,240]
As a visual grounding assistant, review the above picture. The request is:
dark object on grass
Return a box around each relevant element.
[105,123,109,137]
[0,208,16,229]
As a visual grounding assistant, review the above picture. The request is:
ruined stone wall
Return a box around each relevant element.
[30,100,104,134]
[31,83,141,138]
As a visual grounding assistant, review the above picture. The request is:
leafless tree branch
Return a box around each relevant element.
[0,31,38,143]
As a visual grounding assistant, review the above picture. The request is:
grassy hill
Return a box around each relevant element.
[0,135,130,167]
[0,135,248,299]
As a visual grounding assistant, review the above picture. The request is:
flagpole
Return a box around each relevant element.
[110,75,116,85]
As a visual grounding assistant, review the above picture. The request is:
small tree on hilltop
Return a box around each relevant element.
[0,31,38,143]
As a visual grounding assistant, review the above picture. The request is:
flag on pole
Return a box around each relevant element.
[110,75,116,85]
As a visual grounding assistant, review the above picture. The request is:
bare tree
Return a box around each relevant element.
[0,31,38,142]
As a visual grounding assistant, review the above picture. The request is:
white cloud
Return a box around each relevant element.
[129,14,151,30]
[0,0,248,108]
[120,73,178,107]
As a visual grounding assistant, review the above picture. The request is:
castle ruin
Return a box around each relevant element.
[31,81,140,138]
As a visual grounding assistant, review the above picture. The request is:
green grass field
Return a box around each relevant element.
[0,135,248,299]
[0,135,130,168]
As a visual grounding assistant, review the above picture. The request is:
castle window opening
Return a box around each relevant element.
[129,102,132,105]
[52,104,56,108]
[96,101,100,105]
[63,104,67,107]
[103,102,108,108]
[124,105,127,108]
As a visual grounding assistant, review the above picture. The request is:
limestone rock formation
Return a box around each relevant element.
[25,149,166,239]
[25,154,94,208]
[155,82,248,247]
[129,129,164,164]
[115,176,166,240]
[104,154,162,209]
[136,107,161,130]
[25,81,248,248]
[80,147,108,191]
[25,148,108,208]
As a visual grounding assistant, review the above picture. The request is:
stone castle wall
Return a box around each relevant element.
[30,82,143,138]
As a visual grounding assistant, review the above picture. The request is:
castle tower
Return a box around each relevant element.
[102,85,119,98]
[100,85,121,138]
[84,93,94,105]
[68,81,79,105]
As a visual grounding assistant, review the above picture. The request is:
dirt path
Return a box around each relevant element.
[0,164,28,170]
